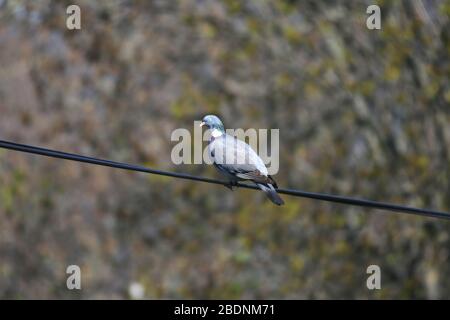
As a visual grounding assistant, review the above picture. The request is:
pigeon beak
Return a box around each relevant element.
[199,121,205,127]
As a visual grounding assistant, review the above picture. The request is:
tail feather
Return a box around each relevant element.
[256,183,285,206]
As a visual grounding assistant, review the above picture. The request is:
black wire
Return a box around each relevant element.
[1,139,449,220]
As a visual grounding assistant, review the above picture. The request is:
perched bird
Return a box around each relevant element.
[200,115,284,206]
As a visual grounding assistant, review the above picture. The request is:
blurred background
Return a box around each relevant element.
[0,0,449,299]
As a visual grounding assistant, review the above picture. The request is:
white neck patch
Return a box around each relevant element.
[211,128,224,138]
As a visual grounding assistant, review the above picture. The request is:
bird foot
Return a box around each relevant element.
[224,181,238,191]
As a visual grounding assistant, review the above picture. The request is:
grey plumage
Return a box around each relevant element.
[200,115,284,206]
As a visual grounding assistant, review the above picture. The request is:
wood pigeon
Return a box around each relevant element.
[200,115,284,206]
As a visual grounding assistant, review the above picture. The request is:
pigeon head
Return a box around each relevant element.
[200,115,225,133]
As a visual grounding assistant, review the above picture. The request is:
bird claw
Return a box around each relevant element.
[224,181,238,191]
